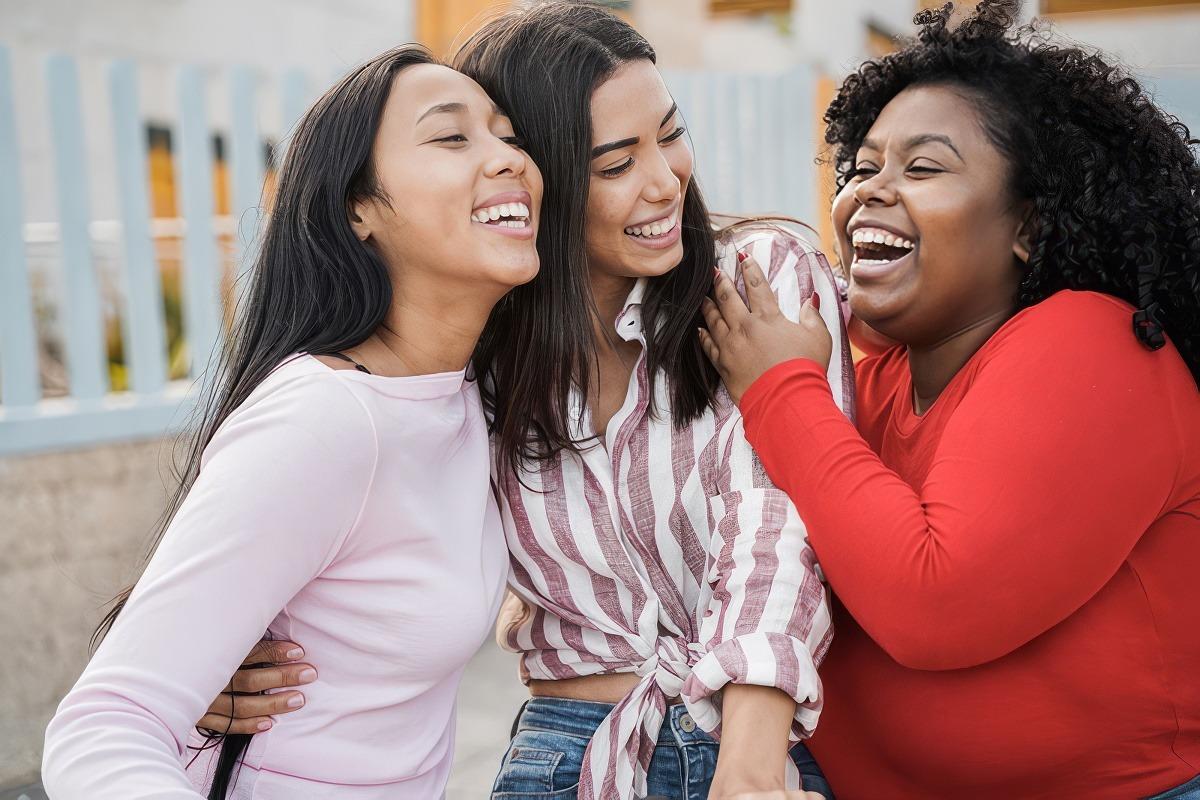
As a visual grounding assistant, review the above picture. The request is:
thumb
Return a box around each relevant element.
[800,292,824,325]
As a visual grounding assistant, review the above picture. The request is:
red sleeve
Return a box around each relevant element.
[739,294,1187,670]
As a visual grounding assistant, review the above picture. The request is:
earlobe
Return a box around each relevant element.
[1013,205,1035,265]
[348,200,373,243]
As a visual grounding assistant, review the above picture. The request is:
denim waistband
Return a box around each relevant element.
[515,696,715,747]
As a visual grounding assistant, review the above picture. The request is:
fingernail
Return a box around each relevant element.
[257,720,273,731]
[811,292,822,310]
[737,250,748,263]
[298,668,317,683]
[286,648,304,660]
[287,694,306,709]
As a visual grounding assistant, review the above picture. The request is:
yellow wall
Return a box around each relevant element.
[417,0,514,59]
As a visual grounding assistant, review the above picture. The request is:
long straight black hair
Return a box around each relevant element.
[91,44,438,799]
[455,2,721,477]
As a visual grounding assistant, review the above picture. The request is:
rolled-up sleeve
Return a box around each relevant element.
[681,226,851,740]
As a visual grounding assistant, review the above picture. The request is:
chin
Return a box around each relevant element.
[848,288,913,337]
[629,244,684,279]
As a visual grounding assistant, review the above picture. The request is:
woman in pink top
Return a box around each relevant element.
[42,46,542,798]
[213,5,846,799]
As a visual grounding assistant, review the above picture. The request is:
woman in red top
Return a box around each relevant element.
[701,1,1200,798]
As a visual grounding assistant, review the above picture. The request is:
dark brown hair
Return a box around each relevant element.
[455,1,722,477]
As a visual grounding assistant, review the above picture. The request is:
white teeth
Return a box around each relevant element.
[850,227,915,251]
[625,215,677,237]
[473,201,532,224]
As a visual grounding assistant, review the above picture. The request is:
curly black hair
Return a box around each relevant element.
[824,0,1200,384]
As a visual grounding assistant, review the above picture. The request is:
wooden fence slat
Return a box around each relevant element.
[46,53,107,401]
[0,45,41,408]
[229,65,264,270]
[787,64,818,226]
[277,68,310,169]
[175,65,222,380]
[109,59,167,395]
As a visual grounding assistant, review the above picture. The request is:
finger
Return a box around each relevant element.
[700,298,729,339]
[207,689,307,719]
[229,663,317,694]
[738,254,779,317]
[800,294,826,327]
[242,639,305,667]
[197,713,275,735]
[711,269,751,326]
[698,328,720,366]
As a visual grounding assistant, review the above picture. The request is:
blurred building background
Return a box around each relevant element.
[1,1,1197,797]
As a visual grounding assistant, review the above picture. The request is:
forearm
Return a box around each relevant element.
[713,684,796,790]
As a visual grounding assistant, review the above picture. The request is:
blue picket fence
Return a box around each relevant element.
[1,42,1197,457]
[0,47,826,456]
[0,46,315,455]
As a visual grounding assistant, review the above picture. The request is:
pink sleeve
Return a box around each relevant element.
[42,373,377,799]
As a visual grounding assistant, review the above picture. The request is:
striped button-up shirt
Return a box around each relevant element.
[495,224,855,799]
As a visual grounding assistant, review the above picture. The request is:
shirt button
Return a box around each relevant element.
[679,713,696,733]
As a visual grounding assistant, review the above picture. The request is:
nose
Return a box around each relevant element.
[852,167,898,207]
[483,134,527,180]
[642,150,681,204]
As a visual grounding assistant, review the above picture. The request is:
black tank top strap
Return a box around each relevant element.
[326,352,372,374]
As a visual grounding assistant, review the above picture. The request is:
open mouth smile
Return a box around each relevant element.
[849,226,916,278]
[623,209,681,249]
[472,192,534,240]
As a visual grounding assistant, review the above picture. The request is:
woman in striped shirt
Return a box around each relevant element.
[207,4,849,798]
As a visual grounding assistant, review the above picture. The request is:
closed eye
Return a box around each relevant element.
[600,158,634,178]
[501,136,526,149]
[430,134,467,145]
[659,126,686,145]
[846,166,878,180]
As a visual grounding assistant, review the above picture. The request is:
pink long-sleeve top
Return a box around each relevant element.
[43,355,509,799]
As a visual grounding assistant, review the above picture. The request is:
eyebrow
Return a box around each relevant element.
[860,133,963,160]
[417,101,505,124]
[590,103,680,159]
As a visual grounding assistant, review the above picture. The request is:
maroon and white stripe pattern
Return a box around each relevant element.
[496,225,855,799]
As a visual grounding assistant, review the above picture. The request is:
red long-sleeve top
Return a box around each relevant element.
[740,290,1200,799]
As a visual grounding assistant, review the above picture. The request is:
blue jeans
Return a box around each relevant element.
[1148,774,1200,800]
[491,697,834,800]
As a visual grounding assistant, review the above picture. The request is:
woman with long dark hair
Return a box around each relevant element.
[209,4,847,798]
[702,2,1200,798]
[42,45,542,798]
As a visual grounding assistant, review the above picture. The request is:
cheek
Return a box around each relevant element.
[586,182,637,244]
[667,144,693,190]
[831,186,857,261]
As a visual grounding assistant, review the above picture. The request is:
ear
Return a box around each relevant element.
[348,197,374,243]
[1012,202,1035,265]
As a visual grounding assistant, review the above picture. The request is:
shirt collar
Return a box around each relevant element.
[613,278,649,342]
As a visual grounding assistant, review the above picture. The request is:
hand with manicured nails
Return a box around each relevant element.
[699,253,833,406]
[196,639,315,735]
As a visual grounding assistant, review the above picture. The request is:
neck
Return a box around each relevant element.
[369,278,496,377]
[908,306,1013,413]
[588,270,638,352]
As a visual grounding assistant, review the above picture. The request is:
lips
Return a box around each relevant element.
[847,223,917,280]
[472,191,535,239]
[623,203,682,250]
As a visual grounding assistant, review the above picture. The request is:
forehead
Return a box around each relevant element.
[386,63,495,122]
[589,59,672,136]
[863,84,984,148]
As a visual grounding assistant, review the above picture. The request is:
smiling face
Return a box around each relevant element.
[350,63,542,296]
[831,83,1030,346]
[584,59,693,282]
